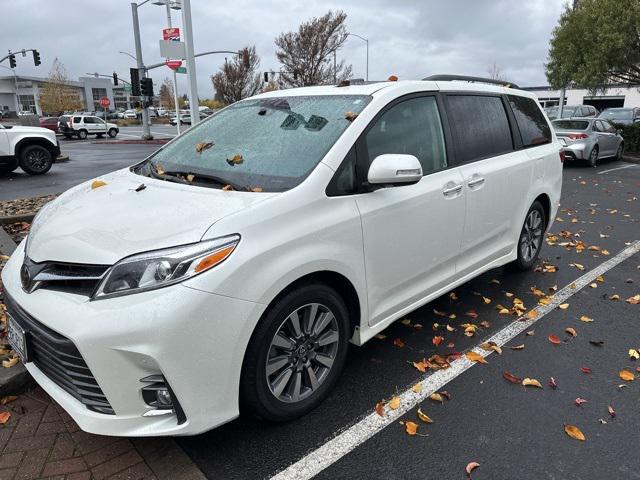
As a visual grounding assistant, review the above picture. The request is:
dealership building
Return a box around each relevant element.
[0,74,134,116]
[523,83,640,110]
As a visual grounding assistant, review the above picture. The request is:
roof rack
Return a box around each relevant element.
[422,74,519,89]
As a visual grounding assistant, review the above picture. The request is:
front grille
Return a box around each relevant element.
[4,294,114,414]
[22,257,109,297]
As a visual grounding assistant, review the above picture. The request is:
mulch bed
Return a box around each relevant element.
[0,195,57,218]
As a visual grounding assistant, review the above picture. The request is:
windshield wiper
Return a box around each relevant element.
[164,170,245,191]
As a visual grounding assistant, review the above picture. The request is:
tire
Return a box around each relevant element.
[77,129,88,140]
[240,283,351,421]
[18,145,53,175]
[108,128,117,138]
[615,143,624,161]
[588,145,598,167]
[512,200,546,271]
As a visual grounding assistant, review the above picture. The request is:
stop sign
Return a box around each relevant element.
[99,97,110,108]
[165,59,182,70]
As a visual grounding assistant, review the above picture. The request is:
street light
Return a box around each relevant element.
[346,33,369,82]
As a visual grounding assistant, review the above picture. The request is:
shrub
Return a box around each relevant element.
[611,121,640,153]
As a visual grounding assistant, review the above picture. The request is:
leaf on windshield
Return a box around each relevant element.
[186,174,195,183]
[222,185,235,191]
[249,186,263,192]
[345,111,358,122]
[195,142,214,153]
[226,154,244,166]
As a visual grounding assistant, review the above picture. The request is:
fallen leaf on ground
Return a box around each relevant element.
[527,310,539,319]
[449,292,458,301]
[375,402,384,417]
[91,180,107,189]
[503,371,522,384]
[608,405,616,417]
[2,357,18,368]
[610,294,620,301]
[629,349,640,360]
[626,294,640,305]
[417,408,433,423]
[432,336,444,346]
[412,383,423,394]
[510,344,525,350]
[548,334,562,345]
[401,319,411,326]
[413,361,427,373]
[580,315,594,323]
[0,396,17,405]
[388,396,401,410]
[564,424,586,441]
[430,393,444,403]
[559,303,570,310]
[465,351,487,364]
[581,367,592,374]
[0,411,10,425]
[479,342,502,355]
[465,462,480,477]
[548,377,558,388]
[374,334,386,340]
[565,327,577,337]
[404,421,418,435]
[522,378,542,388]
[575,397,587,406]
[619,370,635,381]
[393,338,405,348]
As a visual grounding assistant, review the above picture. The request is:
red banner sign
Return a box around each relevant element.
[163,28,180,41]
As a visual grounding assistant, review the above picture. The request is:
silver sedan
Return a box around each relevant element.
[552,118,624,167]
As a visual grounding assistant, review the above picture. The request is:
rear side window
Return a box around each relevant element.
[365,96,447,175]
[73,116,81,123]
[446,95,513,163]
[508,95,552,148]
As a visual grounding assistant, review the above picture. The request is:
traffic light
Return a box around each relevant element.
[32,50,41,66]
[140,78,154,97]
[113,72,118,86]
[130,68,141,96]
[263,71,269,83]
[9,54,16,69]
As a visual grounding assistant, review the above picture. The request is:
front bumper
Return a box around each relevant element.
[1,243,266,436]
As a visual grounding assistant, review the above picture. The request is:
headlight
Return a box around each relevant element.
[93,234,240,300]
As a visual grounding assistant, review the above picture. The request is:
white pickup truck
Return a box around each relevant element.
[0,123,60,175]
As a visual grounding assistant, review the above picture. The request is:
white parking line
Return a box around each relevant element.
[597,164,638,175]
[271,240,640,480]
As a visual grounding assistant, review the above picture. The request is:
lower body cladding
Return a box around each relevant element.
[1,245,266,436]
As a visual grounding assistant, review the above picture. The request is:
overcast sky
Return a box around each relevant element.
[2,0,565,97]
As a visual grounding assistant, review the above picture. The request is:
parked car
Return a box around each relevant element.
[0,123,60,175]
[58,115,119,139]
[39,117,59,133]
[546,104,597,120]
[169,113,192,125]
[552,118,624,166]
[1,76,562,436]
[597,107,640,126]
[123,109,139,119]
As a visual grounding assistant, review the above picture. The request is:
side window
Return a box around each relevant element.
[73,116,82,123]
[594,121,605,132]
[364,96,447,175]
[446,95,513,163]
[93,117,105,124]
[83,117,93,124]
[326,147,357,196]
[508,95,552,148]
[603,121,616,133]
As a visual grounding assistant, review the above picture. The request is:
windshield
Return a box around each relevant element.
[552,120,589,130]
[599,109,632,120]
[141,95,371,192]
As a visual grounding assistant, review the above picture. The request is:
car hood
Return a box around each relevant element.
[27,168,277,265]
[5,125,56,137]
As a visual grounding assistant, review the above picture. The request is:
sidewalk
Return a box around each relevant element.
[0,388,206,480]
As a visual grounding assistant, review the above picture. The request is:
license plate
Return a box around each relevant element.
[7,316,29,363]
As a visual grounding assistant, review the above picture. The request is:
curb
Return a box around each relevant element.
[622,154,640,165]
[0,362,35,397]
[92,139,169,145]
[0,213,36,225]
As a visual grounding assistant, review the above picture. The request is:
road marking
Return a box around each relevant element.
[271,240,640,480]
[597,164,638,175]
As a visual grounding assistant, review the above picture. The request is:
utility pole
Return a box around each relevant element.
[181,0,199,126]
[164,1,181,134]
[131,2,153,140]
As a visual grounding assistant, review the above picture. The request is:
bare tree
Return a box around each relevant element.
[211,46,262,104]
[159,77,174,108]
[275,10,352,87]
[38,59,83,114]
[487,61,506,81]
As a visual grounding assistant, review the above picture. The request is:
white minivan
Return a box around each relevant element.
[2,76,562,436]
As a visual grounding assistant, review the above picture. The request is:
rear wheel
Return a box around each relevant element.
[77,129,88,140]
[588,145,599,167]
[512,201,546,271]
[108,128,118,138]
[241,283,350,421]
[19,145,53,175]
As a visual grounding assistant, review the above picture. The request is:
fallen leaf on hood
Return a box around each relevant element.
[548,334,562,345]
[629,349,640,360]
[429,393,444,403]
[548,377,558,388]
[565,327,577,337]
[608,405,616,417]
[185,174,195,182]
[581,367,592,374]
[226,154,244,165]
[2,357,18,368]
[564,424,586,441]
[412,383,423,394]
[432,336,444,346]
[403,420,419,435]
[250,186,263,192]
[222,184,235,191]
[0,411,11,425]
[580,315,594,323]
[195,141,214,153]
[417,408,433,423]
[626,294,640,305]
[574,397,587,406]
[135,183,146,192]
[503,371,522,384]
[465,462,480,477]
[619,370,635,381]
[375,402,384,417]
[522,378,542,388]
[388,396,401,410]
[465,351,487,364]
[393,338,405,348]
[91,180,107,189]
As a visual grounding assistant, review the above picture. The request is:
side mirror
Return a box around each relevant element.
[367,154,423,185]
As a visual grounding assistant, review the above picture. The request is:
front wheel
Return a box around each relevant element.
[512,201,546,271]
[588,145,598,167]
[19,145,53,175]
[241,283,350,421]
[615,143,624,161]
[77,130,88,140]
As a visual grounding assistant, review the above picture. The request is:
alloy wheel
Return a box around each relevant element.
[519,209,543,263]
[266,303,339,403]
[26,148,49,172]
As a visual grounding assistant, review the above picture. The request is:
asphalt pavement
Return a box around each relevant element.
[176,159,640,480]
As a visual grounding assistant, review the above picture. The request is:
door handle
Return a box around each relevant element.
[443,183,463,196]
[467,176,485,188]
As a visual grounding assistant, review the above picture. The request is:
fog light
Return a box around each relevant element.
[156,388,173,407]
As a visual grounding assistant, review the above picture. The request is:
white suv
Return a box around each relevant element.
[2,76,562,436]
[58,115,119,140]
[0,123,60,175]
